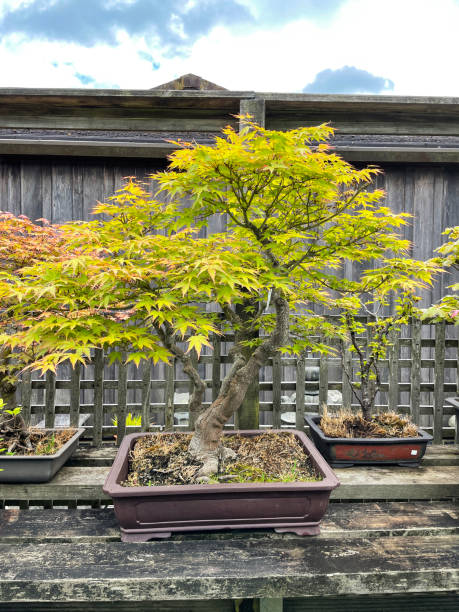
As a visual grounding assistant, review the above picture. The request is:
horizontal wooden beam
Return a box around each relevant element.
[0,535,457,601]
[1,501,457,543]
[1,462,457,503]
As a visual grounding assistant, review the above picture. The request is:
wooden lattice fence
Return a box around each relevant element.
[17,320,459,446]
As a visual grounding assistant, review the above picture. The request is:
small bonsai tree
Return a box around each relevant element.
[329,256,437,422]
[0,213,69,447]
[0,121,423,477]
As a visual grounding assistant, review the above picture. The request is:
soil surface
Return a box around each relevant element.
[0,428,75,456]
[123,432,323,487]
[320,410,419,439]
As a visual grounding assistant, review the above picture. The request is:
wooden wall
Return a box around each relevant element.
[0,156,167,223]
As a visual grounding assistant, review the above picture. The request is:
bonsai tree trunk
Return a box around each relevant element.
[189,294,290,477]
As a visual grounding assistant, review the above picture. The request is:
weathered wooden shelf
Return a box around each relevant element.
[1,446,457,505]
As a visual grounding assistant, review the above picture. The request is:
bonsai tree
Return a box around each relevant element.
[329,256,437,422]
[0,121,423,477]
[0,213,70,449]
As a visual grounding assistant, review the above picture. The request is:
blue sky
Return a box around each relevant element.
[0,0,457,95]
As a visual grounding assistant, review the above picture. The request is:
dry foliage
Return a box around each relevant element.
[320,406,419,439]
[5,428,76,456]
[123,432,322,487]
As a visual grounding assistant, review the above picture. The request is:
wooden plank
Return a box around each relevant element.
[44,371,56,428]
[20,160,43,222]
[388,328,400,412]
[410,319,422,425]
[0,535,457,602]
[1,502,457,544]
[92,350,104,448]
[319,348,328,410]
[1,464,458,503]
[20,370,32,427]
[165,361,175,431]
[116,356,127,445]
[434,321,446,444]
[69,362,81,429]
[211,334,221,402]
[341,341,352,410]
[272,355,282,429]
[295,355,305,430]
[140,359,151,432]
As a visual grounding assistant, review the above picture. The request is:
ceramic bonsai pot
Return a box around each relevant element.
[0,427,85,483]
[103,429,340,542]
[305,415,432,468]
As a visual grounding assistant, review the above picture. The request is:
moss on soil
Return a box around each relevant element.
[123,431,323,487]
[320,408,419,439]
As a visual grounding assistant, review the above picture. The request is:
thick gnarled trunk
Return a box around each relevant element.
[189,295,290,477]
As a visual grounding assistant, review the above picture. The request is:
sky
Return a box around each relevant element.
[0,0,458,95]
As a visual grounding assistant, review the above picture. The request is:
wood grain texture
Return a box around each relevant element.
[0,535,457,601]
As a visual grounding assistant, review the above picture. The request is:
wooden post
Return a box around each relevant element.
[388,327,400,413]
[165,360,175,431]
[92,349,104,447]
[117,355,127,446]
[69,362,81,429]
[295,353,305,430]
[319,346,329,413]
[342,340,352,411]
[20,370,32,427]
[239,97,265,128]
[410,319,422,425]
[44,371,56,429]
[272,354,282,429]
[140,359,151,433]
[433,321,445,444]
[235,99,265,429]
[211,333,221,402]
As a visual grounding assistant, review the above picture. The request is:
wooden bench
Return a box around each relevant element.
[0,445,458,612]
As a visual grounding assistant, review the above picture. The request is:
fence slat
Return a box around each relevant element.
[410,319,422,425]
[141,359,151,432]
[116,355,127,445]
[20,370,32,426]
[69,362,81,428]
[44,371,56,428]
[211,334,221,402]
[319,347,329,412]
[295,354,305,430]
[433,321,446,444]
[165,360,175,431]
[92,349,104,447]
[272,354,282,428]
[341,341,352,411]
[388,328,400,413]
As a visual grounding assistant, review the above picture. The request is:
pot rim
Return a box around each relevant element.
[103,428,340,497]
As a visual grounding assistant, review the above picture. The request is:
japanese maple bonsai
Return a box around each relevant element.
[0,214,85,481]
[306,257,437,467]
[1,120,426,477]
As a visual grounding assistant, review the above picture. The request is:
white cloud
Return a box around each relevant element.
[1,0,459,95]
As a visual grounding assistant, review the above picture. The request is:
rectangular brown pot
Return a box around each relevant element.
[0,427,85,483]
[305,415,432,468]
[103,429,340,541]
